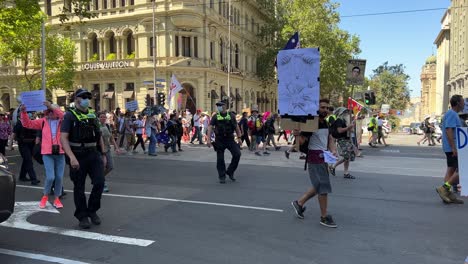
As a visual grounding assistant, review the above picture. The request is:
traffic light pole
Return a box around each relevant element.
[152,0,157,106]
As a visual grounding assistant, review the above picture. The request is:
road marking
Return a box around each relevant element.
[379,149,400,153]
[0,202,155,247]
[17,185,284,213]
[0,248,90,264]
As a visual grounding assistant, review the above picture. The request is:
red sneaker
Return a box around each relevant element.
[39,196,48,209]
[53,198,63,209]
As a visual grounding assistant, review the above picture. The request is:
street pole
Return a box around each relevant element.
[41,20,46,92]
[152,0,157,105]
[227,0,231,109]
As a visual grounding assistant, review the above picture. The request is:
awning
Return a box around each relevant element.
[211,90,219,99]
[235,91,242,101]
[123,90,134,99]
[103,91,115,99]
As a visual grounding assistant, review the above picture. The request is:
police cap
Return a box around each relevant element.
[74,88,92,99]
[215,101,226,106]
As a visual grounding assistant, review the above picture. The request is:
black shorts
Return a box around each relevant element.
[445,152,458,168]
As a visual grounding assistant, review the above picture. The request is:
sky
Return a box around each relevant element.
[336,0,451,98]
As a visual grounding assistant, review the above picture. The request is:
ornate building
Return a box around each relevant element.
[420,56,437,118]
[434,9,450,115]
[0,0,277,114]
[447,0,468,100]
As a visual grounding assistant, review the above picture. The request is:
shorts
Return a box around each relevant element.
[255,135,264,144]
[307,163,332,194]
[337,139,355,161]
[445,152,458,168]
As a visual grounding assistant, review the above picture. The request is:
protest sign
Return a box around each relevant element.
[21,90,46,112]
[457,127,468,196]
[346,59,366,85]
[125,100,139,111]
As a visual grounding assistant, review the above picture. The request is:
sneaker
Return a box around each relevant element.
[329,166,336,176]
[436,185,452,203]
[255,152,262,156]
[103,184,109,193]
[39,195,48,209]
[284,151,290,159]
[178,149,184,152]
[291,200,305,219]
[219,178,226,184]
[320,215,337,228]
[344,173,355,179]
[89,213,101,225]
[263,152,270,155]
[299,155,306,160]
[144,151,148,154]
[447,192,464,204]
[53,198,63,209]
[132,150,138,154]
[79,218,91,229]
[149,153,158,156]
[31,180,41,186]
[226,171,236,182]
[275,146,281,151]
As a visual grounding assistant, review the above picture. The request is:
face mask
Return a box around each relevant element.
[79,99,90,108]
[217,106,224,112]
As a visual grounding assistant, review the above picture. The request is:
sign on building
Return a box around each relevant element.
[346,59,366,86]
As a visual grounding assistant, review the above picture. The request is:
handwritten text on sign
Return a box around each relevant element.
[21,90,46,112]
[456,127,468,196]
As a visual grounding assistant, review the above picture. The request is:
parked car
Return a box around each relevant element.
[0,154,15,223]
[409,122,424,135]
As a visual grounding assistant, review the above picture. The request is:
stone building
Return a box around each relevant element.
[434,8,451,115]
[0,0,277,114]
[420,56,437,118]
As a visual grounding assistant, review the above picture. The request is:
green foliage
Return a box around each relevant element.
[125,52,135,59]
[369,62,411,112]
[89,53,99,61]
[106,53,116,60]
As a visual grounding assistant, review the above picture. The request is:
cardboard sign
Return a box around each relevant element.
[456,127,468,196]
[280,118,318,132]
[125,100,139,111]
[346,59,366,86]
[21,90,46,112]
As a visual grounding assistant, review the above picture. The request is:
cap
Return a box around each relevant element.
[74,88,92,99]
[215,101,226,106]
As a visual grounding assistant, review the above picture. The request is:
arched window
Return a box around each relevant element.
[91,34,99,56]
[219,39,224,64]
[235,44,239,68]
[126,32,134,55]
[108,32,116,54]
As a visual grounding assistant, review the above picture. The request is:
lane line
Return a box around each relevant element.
[16,185,284,213]
[0,248,90,264]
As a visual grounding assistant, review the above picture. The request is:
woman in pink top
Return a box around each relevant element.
[20,102,65,209]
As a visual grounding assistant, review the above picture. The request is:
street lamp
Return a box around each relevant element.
[227,0,231,109]
[152,0,157,105]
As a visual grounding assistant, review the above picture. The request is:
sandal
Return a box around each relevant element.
[344,173,355,179]
[329,166,336,176]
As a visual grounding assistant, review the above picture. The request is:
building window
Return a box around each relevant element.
[94,0,98,10]
[126,32,134,55]
[64,0,72,12]
[126,82,134,90]
[182,36,191,57]
[194,37,198,58]
[218,0,221,14]
[108,83,115,90]
[210,0,214,9]
[46,0,52,15]
[92,35,99,56]
[220,39,224,64]
[112,0,116,8]
[235,44,239,68]
[130,0,134,5]
[121,0,125,7]
[149,37,154,57]
[175,36,179,56]
[109,33,116,54]
[210,42,214,60]
[103,0,107,9]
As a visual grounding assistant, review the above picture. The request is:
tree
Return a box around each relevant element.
[0,1,76,94]
[369,62,411,111]
[257,0,360,97]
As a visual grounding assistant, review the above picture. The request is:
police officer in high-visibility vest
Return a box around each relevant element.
[207,101,242,184]
[60,88,107,229]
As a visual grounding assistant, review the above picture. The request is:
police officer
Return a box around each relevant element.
[207,101,242,184]
[60,88,107,229]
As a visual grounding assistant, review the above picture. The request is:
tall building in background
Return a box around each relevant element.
[434,9,450,115]
[0,0,277,114]
[420,56,437,118]
[447,0,468,100]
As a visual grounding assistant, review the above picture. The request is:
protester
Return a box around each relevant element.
[98,112,121,192]
[329,107,356,179]
[21,102,65,209]
[0,113,12,155]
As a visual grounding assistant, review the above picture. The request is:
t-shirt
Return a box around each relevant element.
[442,109,462,152]
[134,120,144,134]
[210,112,237,139]
[49,119,60,144]
[332,118,349,139]
[100,124,112,153]
[378,119,383,127]
[203,116,210,128]
[308,119,329,151]
[193,114,200,127]
[239,117,248,134]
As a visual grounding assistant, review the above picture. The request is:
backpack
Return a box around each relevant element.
[329,118,343,139]
[419,122,425,130]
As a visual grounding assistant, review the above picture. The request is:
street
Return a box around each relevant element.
[0,134,466,264]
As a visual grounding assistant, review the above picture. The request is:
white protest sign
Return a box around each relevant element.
[125,100,139,111]
[21,90,46,112]
[464,98,468,113]
[456,127,468,196]
[277,48,320,117]
[381,104,390,114]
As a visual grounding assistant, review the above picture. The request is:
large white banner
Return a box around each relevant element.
[457,127,468,196]
[277,48,320,117]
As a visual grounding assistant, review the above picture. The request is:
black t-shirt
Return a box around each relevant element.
[239,117,248,134]
[210,112,237,139]
[332,118,349,139]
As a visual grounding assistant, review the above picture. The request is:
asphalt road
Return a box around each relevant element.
[0,136,467,264]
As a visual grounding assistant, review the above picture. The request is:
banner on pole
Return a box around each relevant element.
[347,97,363,116]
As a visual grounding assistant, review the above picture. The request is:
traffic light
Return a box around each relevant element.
[364,92,371,105]
[370,91,376,105]
[157,92,165,106]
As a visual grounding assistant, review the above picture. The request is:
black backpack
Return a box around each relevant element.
[330,118,343,139]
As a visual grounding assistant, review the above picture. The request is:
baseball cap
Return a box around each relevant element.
[74,88,92,99]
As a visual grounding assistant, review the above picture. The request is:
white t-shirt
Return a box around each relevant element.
[193,114,200,127]
[134,120,144,134]
[203,116,210,127]
[378,119,383,126]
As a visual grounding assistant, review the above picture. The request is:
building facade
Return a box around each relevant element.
[447,0,468,100]
[434,9,451,115]
[0,0,277,114]
[420,56,437,118]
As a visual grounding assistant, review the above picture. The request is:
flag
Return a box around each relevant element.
[275,32,300,67]
[169,74,183,108]
[347,97,363,116]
